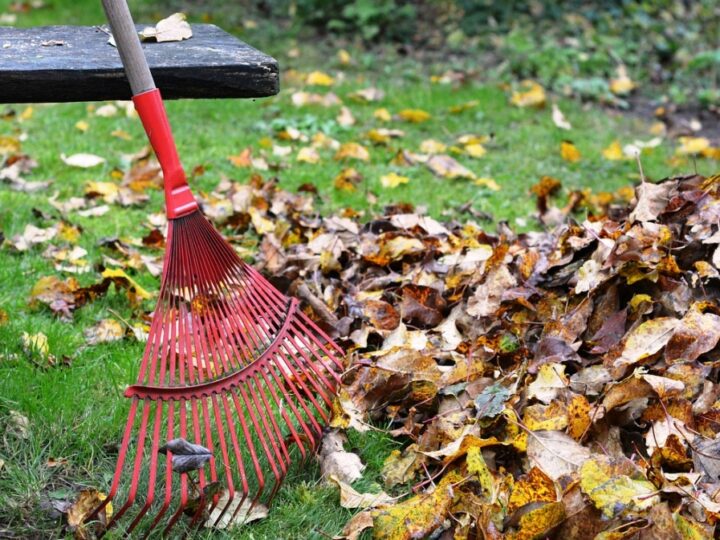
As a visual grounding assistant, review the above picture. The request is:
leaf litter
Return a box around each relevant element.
[233,171,720,538]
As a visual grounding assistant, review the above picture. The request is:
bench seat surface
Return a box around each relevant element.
[0,24,279,103]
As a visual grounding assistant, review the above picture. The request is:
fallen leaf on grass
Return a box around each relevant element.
[609,65,636,96]
[8,410,30,439]
[426,154,474,180]
[84,319,124,345]
[297,146,320,164]
[94,104,117,117]
[510,80,546,108]
[602,140,627,161]
[320,431,365,484]
[335,142,370,161]
[66,489,113,539]
[139,12,192,43]
[329,475,397,509]
[9,223,57,251]
[334,168,362,192]
[349,87,384,102]
[101,268,153,303]
[551,104,572,130]
[337,106,356,127]
[380,172,409,188]
[398,109,431,123]
[22,331,49,357]
[676,136,710,156]
[306,70,334,86]
[60,153,105,168]
[205,492,268,529]
[374,108,391,122]
[560,140,581,162]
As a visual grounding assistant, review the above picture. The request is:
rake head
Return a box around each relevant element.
[91,211,345,536]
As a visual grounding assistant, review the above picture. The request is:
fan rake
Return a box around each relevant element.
[89,1,344,536]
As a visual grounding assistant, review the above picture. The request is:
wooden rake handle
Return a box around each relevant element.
[101,0,198,218]
[101,0,155,95]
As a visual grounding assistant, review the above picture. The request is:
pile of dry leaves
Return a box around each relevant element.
[9,134,720,537]
[245,172,720,538]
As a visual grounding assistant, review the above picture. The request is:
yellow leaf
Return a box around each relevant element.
[523,401,568,431]
[579,456,659,518]
[297,146,320,164]
[374,108,392,122]
[508,467,557,514]
[382,445,422,488]
[337,49,351,65]
[380,172,409,188]
[419,139,446,154]
[560,140,581,162]
[473,177,500,191]
[334,142,370,161]
[111,129,132,141]
[526,363,567,403]
[677,136,710,156]
[567,394,591,440]
[334,168,362,192]
[19,106,33,121]
[398,109,431,123]
[306,70,334,86]
[701,147,720,160]
[22,332,49,357]
[247,207,276,235]
[466,445,493,497]
[506,502,565,540]
[0,135,21,154]
[367,129,396,145]
[464,143,487,158]
[75,120,90,132]
[58,222,81,243]
[372,471,461,540]
[510,80,546,108]
[457,134,489,145]
[448,100,478,114]
[610,65,636,95]
[101,268,153,301]
[602,140,626,161]
[67,489,113,536]
[84,319,124,345]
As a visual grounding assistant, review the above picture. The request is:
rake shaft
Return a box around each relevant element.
[90,1,345,535]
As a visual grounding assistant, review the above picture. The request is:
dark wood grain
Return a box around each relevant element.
[0,24,279,103]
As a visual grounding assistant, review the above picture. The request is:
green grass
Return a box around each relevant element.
[1,0,718,538]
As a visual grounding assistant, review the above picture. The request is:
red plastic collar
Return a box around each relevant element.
[132,89,198,219]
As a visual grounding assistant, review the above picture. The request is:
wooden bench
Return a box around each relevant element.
[0,24,279,103]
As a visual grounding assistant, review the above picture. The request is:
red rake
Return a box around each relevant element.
[89,1,344,536]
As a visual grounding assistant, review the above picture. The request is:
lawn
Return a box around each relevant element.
[1,1,718,539]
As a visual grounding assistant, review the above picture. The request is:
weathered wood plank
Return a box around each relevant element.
[0,24,279,103]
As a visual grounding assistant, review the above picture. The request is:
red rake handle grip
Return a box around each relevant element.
[133,90,199,219]
[124,299,298,401]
